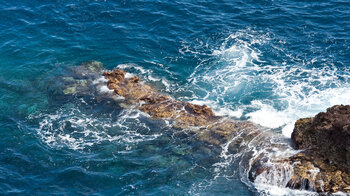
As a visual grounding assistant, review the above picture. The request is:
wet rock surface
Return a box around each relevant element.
[66,62,350,194]
[103,68,350,193]
[102,68,296,191]
[290,105,350,193]
[103,69,222,129]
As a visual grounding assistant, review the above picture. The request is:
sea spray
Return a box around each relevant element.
[179,30,350,137]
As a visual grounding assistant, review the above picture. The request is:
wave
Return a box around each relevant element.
[28,100,161,151]
[26,58,350,195]
[182,29,350,137]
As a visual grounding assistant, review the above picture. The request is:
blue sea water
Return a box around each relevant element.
[0,0,350,195]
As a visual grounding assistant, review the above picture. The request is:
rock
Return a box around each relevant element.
[70,65,350,194]
[82,60,103,72]
[103,69,126,83]
[290,105,350,193]
[186,103,215,117]
[62,79,89,95]
[103,69,222,129]
[71,61,105,79]
[62,76,75,83]
[63,86,76,95]
[292,105,350,171]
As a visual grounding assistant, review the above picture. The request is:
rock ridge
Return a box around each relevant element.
[63,62,350,194]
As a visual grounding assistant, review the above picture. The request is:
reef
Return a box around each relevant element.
[65,61,350,194]
[103,69,220,127]
[102,68,261,146]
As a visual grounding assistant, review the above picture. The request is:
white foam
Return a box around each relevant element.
[124,72,135,78]
[117,63,147,74]
[215,107,243,118]
[161,78,170,88]
[190,100,243,118]
[147,74,160,81]
[246,101,291,129]
[29,103,161,151]
[117,63,172,91]
[98,85,114,93]
[183,29,350,137]
[254,184,318,196]
[92,76,108,84]
[246,87,350,137]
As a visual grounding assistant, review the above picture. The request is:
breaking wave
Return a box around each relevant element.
[180,29,350,137]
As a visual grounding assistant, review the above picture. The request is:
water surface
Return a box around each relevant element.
[0,0,349,195]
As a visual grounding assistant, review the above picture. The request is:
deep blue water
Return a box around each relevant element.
[0,0,350,195]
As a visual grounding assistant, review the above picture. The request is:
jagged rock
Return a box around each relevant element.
[292,105,350,170]
[290,105,350,193]
[67,63,350,194]
[186,103,215,117]
[103,69,222,129]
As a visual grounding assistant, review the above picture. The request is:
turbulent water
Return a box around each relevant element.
[1,0,350,195]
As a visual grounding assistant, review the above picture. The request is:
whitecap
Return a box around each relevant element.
[181,29,350,137]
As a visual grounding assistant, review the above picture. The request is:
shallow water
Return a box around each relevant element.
[0,0,349,195]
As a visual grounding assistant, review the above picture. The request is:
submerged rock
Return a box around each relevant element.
[63,86,77,95]
[101,68,295,192]
[103,68,350,193]
[65,62,350,194]
[60,61,105,95]
[289,105,350,193]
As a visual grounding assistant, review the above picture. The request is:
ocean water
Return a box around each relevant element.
[0,0,350,195]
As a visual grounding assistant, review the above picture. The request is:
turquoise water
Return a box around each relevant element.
[1,0,350,195]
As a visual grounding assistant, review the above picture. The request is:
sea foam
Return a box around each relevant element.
[182,29,350,137]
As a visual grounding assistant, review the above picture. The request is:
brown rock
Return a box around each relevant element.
[103,69,221,128]
[290,105,350,193]
[101,68,350,194]
[186,103,215,117]
[292,105,350,171]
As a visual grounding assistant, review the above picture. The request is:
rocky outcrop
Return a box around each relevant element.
[103,69,222,129]
[103,68,350,193]
[289,105,350,193]
[65,62,350,194]
[292,105,350,170]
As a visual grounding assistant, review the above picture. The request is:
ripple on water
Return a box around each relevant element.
[173,29,350,137]
[28,100,162,151]
[0,0,349,195]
